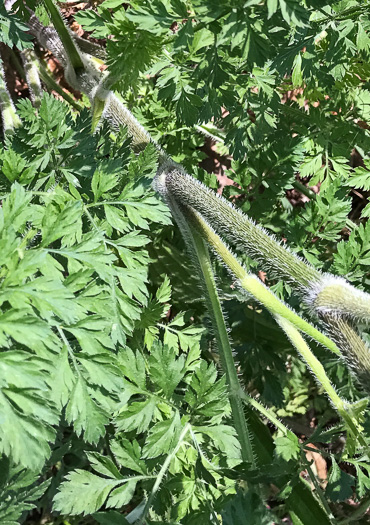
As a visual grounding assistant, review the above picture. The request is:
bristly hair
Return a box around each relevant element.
[155,166,322,291]
[307,275,370,324]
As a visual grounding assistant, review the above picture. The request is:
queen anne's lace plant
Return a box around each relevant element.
[0,1,369,524]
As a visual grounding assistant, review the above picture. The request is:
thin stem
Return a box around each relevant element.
[292,180,316,200]
[303,456,334,520]
[139,423,191,524]
[337,495,370,524]
[57,326,80,374]
[241,391,294,438]
[276,316,367,449]
[43,0,84,72]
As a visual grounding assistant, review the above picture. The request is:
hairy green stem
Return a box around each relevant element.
[311,279,370,323]
[20,49,43,107]
[162,190,255,466]
[241,391,294,437]
[184,206,340,355]
[189,225,255,465]
[276,316,366,448]
[180,206,366,447]
[0,58,21,133]
[277,317,344,414]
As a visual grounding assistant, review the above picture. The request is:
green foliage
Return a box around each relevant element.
[1,0,370,523]
[0,4,33,50]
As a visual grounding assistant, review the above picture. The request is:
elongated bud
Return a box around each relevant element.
[308,277,370,323]
[323,314,370,389]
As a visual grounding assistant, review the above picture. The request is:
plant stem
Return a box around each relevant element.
[38,60,83,111]
[186,207,340,355]
[303,456,334,520]
[323,314,370,391]
[158,168,322,291]
[182,207,367,447]
[139,423,191,524]
[162,191,255,466]
[189,225,255,466]
[276,316,366,448]
[292,180,316,199]
[43,0,84,72]
[241,391,294,438]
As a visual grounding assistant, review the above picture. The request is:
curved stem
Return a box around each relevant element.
[186,207,340,355]
[276,316,367,449]
[163,193,255,466]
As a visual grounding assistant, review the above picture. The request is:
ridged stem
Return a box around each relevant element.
[165,195,255,466]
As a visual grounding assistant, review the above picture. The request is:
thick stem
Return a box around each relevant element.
[156,167,322,291]
[180,207,366,447]
[310,278,370,323]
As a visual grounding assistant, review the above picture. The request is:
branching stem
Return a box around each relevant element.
[186,207,340,355]
[139,423,191,524]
